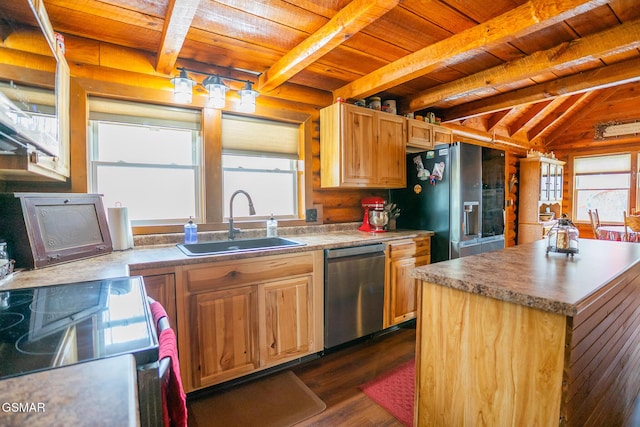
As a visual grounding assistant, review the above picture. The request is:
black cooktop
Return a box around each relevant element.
[0,276,158,379]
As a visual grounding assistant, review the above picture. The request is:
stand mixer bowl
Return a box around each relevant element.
[369,210,389,229]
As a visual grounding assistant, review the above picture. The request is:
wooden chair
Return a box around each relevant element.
[588,209,602,239]
[623,211,640,242]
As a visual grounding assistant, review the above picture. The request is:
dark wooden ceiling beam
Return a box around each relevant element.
[486,110,511,132]
[257,0,399,93]
[543,88,620,147]
[332,0,610,101]
[407,18,640,111]
[526,94,583,142]
[156,0,200,75]
[505,101,552,136]
[442,57,640,121]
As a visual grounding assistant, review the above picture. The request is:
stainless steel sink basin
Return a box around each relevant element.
[177,236,305,256]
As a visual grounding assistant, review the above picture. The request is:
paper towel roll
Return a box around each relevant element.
[108,206,133,251]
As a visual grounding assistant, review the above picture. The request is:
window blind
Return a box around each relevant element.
[222,114,299,157]
[88,97,200,130]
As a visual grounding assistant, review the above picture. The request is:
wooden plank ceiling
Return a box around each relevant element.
[3,0,640,152]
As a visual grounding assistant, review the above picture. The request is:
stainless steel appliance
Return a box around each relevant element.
[390,142,505,262]
[0,276,161,426]
[324,243,386,348]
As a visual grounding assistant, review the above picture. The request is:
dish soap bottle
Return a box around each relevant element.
[184,216,198,244]
[266,214,278,237]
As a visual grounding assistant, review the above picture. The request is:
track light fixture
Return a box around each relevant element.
[170,67,259,113]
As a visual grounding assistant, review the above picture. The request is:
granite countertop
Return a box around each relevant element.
[1,224,433,290]
[411,238,640,316]
[0,354,139,427]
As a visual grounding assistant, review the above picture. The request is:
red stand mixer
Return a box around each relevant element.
[358,196,388,232]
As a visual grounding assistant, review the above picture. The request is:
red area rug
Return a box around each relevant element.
[360,358,415,426]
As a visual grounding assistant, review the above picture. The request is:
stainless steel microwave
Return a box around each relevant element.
[0,192,113,269]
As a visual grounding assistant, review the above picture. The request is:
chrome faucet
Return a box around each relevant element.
[228,190,256,240]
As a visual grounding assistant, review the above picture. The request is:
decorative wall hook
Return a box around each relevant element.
[509,174,518,193]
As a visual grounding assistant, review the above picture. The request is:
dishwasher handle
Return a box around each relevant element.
[325,243,386,259]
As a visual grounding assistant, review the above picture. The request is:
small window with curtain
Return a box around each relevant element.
[88,97,202,225]
[221,114,301,220]
[574,153,631,223]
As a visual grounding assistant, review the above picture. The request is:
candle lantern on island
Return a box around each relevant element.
[546,214,579,256]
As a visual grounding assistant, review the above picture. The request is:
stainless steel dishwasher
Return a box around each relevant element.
[324,243,386,348]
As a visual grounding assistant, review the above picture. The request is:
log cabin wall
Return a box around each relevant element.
[0,35,387,230]
[2,0,639,242]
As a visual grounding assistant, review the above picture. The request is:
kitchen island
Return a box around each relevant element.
[411,238,640,426]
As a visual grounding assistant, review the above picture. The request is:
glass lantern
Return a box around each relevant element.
[546,214,579,256]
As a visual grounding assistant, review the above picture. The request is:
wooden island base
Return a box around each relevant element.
[413,239,640,426]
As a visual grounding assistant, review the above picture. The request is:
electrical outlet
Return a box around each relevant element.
[306,208,318,222]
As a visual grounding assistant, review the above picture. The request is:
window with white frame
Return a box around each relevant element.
[574,153,631,223]
[88,98,202,225]
[221,114,301,220]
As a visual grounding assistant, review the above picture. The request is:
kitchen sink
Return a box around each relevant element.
[177,236,305,256]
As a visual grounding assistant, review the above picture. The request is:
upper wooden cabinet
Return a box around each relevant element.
[518,156,565,244]
[406,119,453,152]
[0,0,70,182]
[320,103,406,188]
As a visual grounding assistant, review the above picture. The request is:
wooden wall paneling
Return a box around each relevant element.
[566,267,640,425]
[69,77,88,193]
[548,83,640,152]
[203,107,222,224]
[505,150,519,247]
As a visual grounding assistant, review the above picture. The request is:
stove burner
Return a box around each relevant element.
[15,331,57,356]
[0,312,24,332]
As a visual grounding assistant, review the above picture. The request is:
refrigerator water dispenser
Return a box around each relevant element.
[463,201,480,237]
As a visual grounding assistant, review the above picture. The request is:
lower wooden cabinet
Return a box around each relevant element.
[179,250,324,392]
[192,286,259,387]
[140,272,177,327]
[259,276,313,366]
[384,236,431,328]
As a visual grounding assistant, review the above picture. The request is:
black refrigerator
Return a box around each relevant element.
[390,142,505,263]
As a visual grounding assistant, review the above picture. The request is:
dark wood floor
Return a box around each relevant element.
[292,323,416,426]
[187,322,416,426]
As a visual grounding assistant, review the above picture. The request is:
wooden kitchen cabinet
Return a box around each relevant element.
[0,4,71,183]
[406,119,452,152]
[259,276,313,366]
[320,102,406,188]
[179,250,324,391]
[518,156,565,244]
[141,272,177,327]
[191,286,259,387]
[384,236,431,328]
[128,265,178,330]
